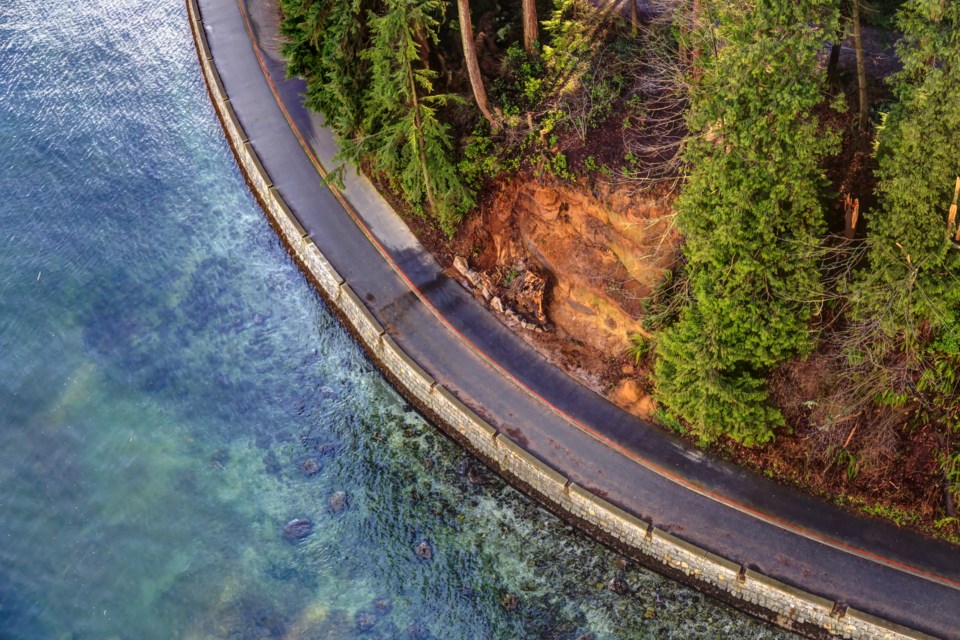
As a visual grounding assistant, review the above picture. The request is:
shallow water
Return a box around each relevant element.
[0,1,795,638]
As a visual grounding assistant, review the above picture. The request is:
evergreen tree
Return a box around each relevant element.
[344,0,474,233]
[857,0,960,338]
[654,0,840,446]
[278,0,374,140]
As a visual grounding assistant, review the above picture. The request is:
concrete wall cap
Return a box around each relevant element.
[744,569,834,612]
[432,386,497,440]
[494,434,568,487]
[568,483,649,531]
[241,141,273,188]
[222,102,248,143]
[268,186,307,238]
[380,334,436,389]
[339,285,385,338]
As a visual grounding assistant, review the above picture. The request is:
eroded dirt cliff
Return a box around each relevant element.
[448,175,679,415]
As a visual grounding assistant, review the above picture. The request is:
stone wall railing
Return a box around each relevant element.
[186,3,936,638]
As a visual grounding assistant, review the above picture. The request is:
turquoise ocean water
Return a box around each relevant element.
[0,0,793,638]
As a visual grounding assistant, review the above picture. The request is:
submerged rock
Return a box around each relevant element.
[209,448,229,470]
[355,610,376,632]
[466,464,488,485]
[414,540,433,561]
[608,576,629,595]
[282,518,313,543]
[300,458,322,477]
[327,491,349,514]
[407,622,430,639]
[499,592,520,611]
[458,458,488,485]
[373,598,392,615]
[263,451,282,475]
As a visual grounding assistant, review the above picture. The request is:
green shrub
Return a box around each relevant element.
[653,0,840,446]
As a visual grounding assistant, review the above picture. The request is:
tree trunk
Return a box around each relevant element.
[852,0,869,131]
[630,0,638,37]
[523,0,539,54]
[683,0,702,77]
[406,63,436,214]
[415,28,431,72]
[827,42,842,86]
[826,17,845,86]
[457,0,497,128]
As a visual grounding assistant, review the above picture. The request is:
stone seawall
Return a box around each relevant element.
[186,3,935,638]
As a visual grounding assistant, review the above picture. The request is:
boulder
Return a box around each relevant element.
[300,458,322,476]
[282,518,313,543]
[414,540,433,561]
[328,491,349,514]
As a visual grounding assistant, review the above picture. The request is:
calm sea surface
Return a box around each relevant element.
[0,1,794,638]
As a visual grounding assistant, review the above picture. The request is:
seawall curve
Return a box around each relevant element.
[185,1,949,638]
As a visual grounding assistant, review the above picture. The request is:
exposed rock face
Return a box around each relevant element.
[472,177,678,355]
[517,183,676,353]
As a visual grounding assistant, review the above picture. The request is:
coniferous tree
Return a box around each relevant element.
[279,0,374,140]
[848,1,960,508]
[654,0,840,446]
[343,0,474,234]
[851,0,869,131]
[857,0,960,337]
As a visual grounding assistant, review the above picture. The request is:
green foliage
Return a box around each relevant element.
[653,0,841,446]
[915,341,960,433]
[829,447,861,481]
[848,2,960,458]
[941,449,960,505]
[856,0,960,339]
[459,125,519,190]
[494,43,547,117]
[281,0,475,234]
[627,334,651,365]
[278,0,373,139]
[348,0,474,234]
[541,0,593,87]
[548,151,574,181]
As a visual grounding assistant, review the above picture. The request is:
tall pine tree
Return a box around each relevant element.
[654,0,840,446]
[278,0,374,140]
[344,0,474,234]
[857,0,960,338]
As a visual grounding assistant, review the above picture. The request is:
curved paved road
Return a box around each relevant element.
[193,0,960,636]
